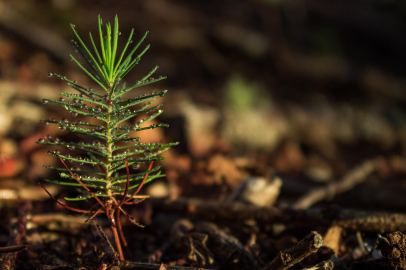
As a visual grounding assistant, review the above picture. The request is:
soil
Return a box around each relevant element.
[1,1,406,269]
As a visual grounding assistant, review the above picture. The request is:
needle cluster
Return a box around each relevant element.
[38,15,177,200]
[36,16,177,259]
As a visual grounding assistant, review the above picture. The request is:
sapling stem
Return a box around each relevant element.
[37,15,178,261]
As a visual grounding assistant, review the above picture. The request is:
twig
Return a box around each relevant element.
[111,222,124,261]
[90,222,116,259]
[0,245,26,254]
[118,261,212,270]
[151,198,406,233]
[293,159,378,209]
[123,161,154,204]
[31,213,90,224]
[37,182,92,214]
[194,222,254,268]
[116,210,133,260]
[262,231,323,270]
[301,260,334,270]
[356,231,367,254]
[58,156,107,210]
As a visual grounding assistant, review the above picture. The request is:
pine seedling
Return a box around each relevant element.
[37,15,178,260]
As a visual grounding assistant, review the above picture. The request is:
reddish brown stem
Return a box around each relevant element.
[83,207,103,223]
[58,156,106,209]
[118,206,144,227]
[111,211,124,261]
[116,209,133,260]
[37,182,90,214]
[124,198,146,205]
[57,157,117,226]
[124,161,154,204]
[99,164,106,174]
[105,205,116,227]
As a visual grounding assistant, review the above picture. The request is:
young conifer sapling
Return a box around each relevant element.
[37,15,178,260]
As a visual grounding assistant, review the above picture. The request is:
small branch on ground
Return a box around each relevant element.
[151,198,406,233]
[293,158,378,210]
[262,231,324,270]
[302,260,334,270]
[0,245,26,254]
[194,221,255,269]
[118,261,213,270]
[31,213,89,224]
[91,221,116,255]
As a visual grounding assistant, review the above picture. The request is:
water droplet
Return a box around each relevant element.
[68,145,75,150]
[132,163,140,170]
[42,99,48,104]
[62,118,69,123]
[92,140,101,149]
[37,138,44,143]
[47,72,53,77]
[59,126,66,131]
[79,141,84,146]
[96,191,103,196]
[76,195,84,199]
[130,40,133,43]
[72,112,78,117]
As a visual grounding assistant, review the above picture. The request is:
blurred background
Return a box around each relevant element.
[1,0,406,211]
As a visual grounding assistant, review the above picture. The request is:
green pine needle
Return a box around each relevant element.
[39,15,179,203]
